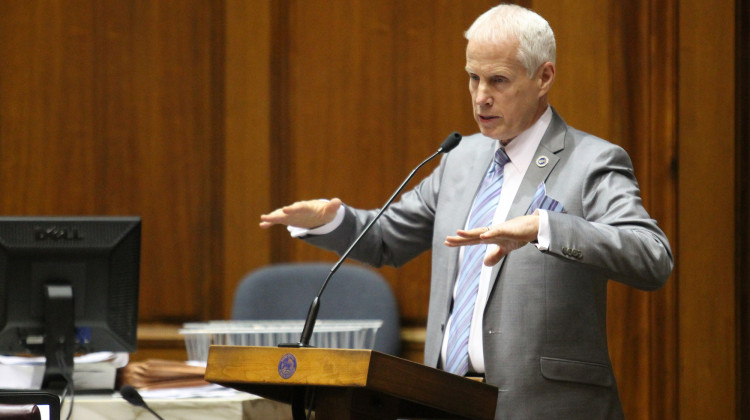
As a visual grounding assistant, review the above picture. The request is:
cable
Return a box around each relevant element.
[55,350,75,420]
[305,387,316,420]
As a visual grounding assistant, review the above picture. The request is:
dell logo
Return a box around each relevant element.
[34,226,84,241]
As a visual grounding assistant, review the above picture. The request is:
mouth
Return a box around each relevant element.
[478,115,499,123]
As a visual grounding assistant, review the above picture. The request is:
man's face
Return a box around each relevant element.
[466,38,550,143]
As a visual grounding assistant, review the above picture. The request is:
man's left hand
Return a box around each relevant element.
[444,214,540,266]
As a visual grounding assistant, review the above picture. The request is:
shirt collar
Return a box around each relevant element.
[501,106,553,173]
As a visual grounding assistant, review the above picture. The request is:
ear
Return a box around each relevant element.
[536,62,555,97]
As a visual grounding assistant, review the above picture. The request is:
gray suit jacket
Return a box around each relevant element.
[304,109,673,419]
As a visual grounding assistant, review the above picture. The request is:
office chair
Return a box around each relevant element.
[0,392,59,420]
[231,263,401,356]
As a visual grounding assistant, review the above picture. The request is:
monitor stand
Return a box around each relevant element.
[41,284,75,393]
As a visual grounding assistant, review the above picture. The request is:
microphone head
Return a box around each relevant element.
[439,132,462,153]
[120,385,147,407]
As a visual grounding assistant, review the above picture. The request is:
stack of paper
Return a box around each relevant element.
[0,352,128,390]
[118,359,208,390]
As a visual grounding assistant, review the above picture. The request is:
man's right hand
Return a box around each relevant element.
[259,198,342,229]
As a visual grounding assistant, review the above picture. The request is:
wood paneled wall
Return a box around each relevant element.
[0,0,739,418]
[0,0,225,322]
[678,0,736,418]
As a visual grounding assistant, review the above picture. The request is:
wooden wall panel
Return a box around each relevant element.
[538,0,613,139]
[630,3,679,417]
[0,0,222,322]
[221,0,273,318]
[678,0,736,417]
[128,1,222,322]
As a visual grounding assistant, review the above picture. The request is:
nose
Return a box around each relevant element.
[474,81,493,107]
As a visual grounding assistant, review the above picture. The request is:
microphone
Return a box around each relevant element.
[120,385,166,420]
[438,131,462,153]
[285,131,462,347]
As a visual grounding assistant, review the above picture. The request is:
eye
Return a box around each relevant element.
[468,73,480,81]
[491,76,506,84]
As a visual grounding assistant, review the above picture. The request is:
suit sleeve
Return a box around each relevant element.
[545,144,673,290]
[302,153,448,268]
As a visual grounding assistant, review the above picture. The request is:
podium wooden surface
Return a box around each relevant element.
[205,346,498,420]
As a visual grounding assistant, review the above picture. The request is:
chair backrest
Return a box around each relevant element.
[231,263,401,356]
[0,392,59,420]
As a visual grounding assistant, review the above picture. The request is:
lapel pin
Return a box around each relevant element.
[536,155,549,167]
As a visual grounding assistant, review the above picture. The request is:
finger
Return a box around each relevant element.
[479,228,502,240]
[457,227,489,238]
[259,212,286,228]
[259,220,276,229]
[444,235,481,247]
[445,235,471,245]
[259,203,309,229]
[259,208,285,223]
[484,246,506,266]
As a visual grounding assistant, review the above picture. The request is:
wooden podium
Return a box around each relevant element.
[205,346,498,419]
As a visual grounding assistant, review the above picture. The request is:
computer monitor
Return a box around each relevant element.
[0,216,141,391]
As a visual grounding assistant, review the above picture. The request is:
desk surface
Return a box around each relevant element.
[70,392,291,420]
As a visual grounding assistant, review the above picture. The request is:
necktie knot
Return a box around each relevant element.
[494,147,510,169]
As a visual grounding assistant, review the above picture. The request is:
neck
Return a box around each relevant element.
[499,102,550,147]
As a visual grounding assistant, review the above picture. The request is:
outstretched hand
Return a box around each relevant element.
[259,198,342,229]
[444,214,540,266]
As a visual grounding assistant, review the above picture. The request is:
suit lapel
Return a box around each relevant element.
[487,109,568,292]
[507,144,560,219]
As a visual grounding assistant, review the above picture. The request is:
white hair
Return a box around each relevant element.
[464,4,556,78]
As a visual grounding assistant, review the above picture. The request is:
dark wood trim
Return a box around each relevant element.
[736,0,749,416]
[646,1,679,417]
[208,0,227,320]
[269,0,294,263]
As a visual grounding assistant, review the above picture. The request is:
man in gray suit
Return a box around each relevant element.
[260,4,673,419]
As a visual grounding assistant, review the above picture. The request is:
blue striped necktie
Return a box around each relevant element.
[444,147,510,375]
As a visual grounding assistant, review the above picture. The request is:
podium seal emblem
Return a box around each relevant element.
[278,353,297,379]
